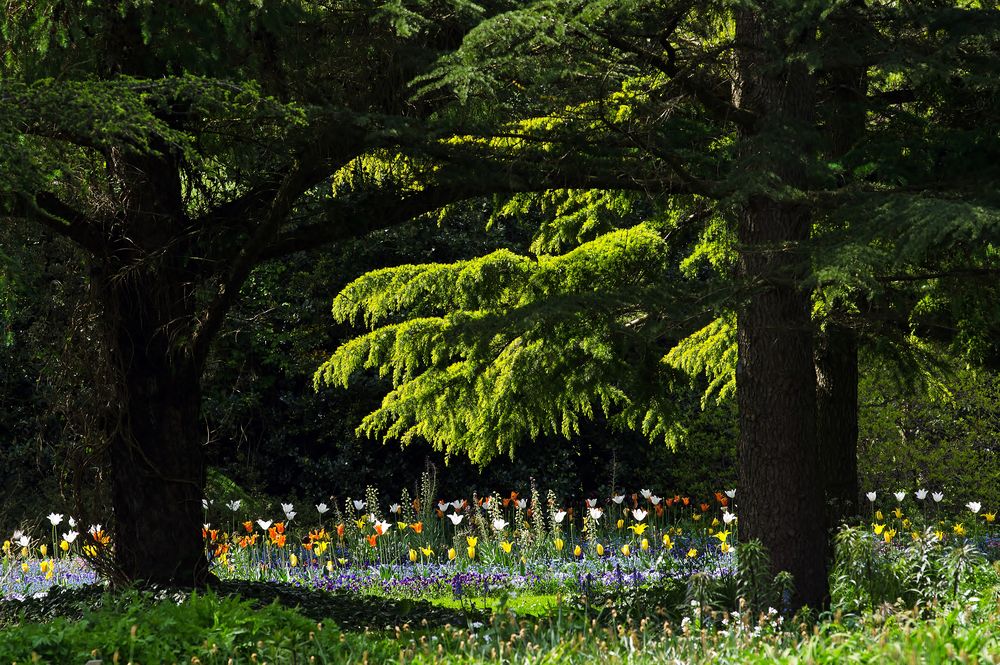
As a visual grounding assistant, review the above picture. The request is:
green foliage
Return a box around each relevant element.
[317,225,702,462]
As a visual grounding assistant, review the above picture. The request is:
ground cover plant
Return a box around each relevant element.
[3,473,1000,663]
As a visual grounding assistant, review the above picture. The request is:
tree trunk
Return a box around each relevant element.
[734,10,829,610]
[815,323,859,527]
[93,260,211,586]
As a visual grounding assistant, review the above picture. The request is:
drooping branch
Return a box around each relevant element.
[3,192,105,255]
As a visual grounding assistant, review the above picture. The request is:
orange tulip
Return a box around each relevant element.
[411,522,423,534]
[336,524,345,539]
[367,535,378,548]
[243,521,254,533]
[700,503,710,513]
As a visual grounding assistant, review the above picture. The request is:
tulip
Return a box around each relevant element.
[723,512,736,525]
[327,560,335,573]
[290,554,298,567]
[724,489,736,499]
[621,544,631,557]
[554,538,564,551]
[967,502,982,514]
[467,546,476,559]
[316,503,329,514]
[21,562,29,573]
[984,512,996,523]
[616,519,624,530]
[628,523,648,536]
[60,540,70,552]
[611,494,625,505]
[713,530,731,544]
[352,500,366,510]
[720,542,731,554]
[894,491,906,502]
[915,489,928,500]
[866,491,877,502]
[641,538,649,551]
[39,545,47,557]
[447,514,464,526]
[409,549,418,562]
[500,541,513,554]
[492,518,508,531]
[421,546,434,558]
[589,508,603,521]
[448,548,457,560]
[466,536,478,547]
[227,500,241,512]
[389,503,401,514]
[554,510,567,523]
[640,489,652,500]
[663,534,673,549]
[932,492,944,503]
[573,544,583,558]
[47,513,63,527]
[686,548,698,558]
[586,498,598,508]
[596,543,605,557]
[650,496,662,505]
[257,519,272,531]
[632,509,648,521]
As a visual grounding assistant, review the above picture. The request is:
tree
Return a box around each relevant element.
[317,0,1000,609]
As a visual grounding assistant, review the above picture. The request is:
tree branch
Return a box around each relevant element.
[3,192,105,254]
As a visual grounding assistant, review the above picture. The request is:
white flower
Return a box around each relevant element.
[492,518,508,531]
[316,503,329,514]
[470,621,484,629]
[447,513,464,526]
[202,499,210,510]
[516,499,527,510]
[632,509,648,522]
[389,503,401,514]
[585,498,598,508]
[650,495,662,505]
[226,500,241,512]
[640,489,652,500]
[257,519,272,530]
[352,499,365,511]
[611,494,625,505]
[375,520,392,534]
[62,530,78,544]
[866,491,877,502]
[894,491,906,502]
[284,511,297,521]
[932,492,944,503]
[451,500,464,510]
[589,507,603,521]
[17,535,29,547]
[725,489,736,499]
[281,502,294,514]
[203,523,211,531]
[723,512,737,525]
[68,517,77,528]
[12,530,24,541]
[47,513,63,526]
[437,501,449,512]
[89,524,102,535]
[553,510,567,523]
[967,501,981,514]
[915,489,928,500]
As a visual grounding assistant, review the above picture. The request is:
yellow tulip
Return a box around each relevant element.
[687,548,698,558]
[314,541,328,555]
[21,547,28,558]
[467,546,476,559]
[60,540,70,552]
[883,529,896,544]
[397,522,409,530]
[714,530,731,544]
[39,545,47,557]
[627,523,648,536]
[2,540,9,553]
[720,542,730,554]
[616,519,624,530]
[663,534,673,549]
[692,514,702,521]
[554,538,564,551]
[876,510,883,521]
[500,541,513,554]
[448,547,456,561]
[641,538,649,551]
[326,560,334,573]
[934,529,945,541]
[953,523,966,536]
[337,557,348,565]
[711,518,720,527]
[466,536,478,547]
[621,544,631,557]
[873,523,885,535]
[892,508,903,519]
[902,518,911,529]
[421,546,434,558]
[573,544,582,558]
[21,562,28,573]
[355,519,366,529]
[984,512,997,523]
[409,548,418,562]
[290,554,298,567]
[596,543,605,557]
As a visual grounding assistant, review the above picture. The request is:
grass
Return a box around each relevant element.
[426,591,561,616]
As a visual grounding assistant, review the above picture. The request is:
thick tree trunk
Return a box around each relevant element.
[93,261,211,586]
[815,324,859,526]
[734,11,829,610]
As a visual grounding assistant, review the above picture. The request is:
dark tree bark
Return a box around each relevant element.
[815,323,859,527]
[734,10,829,610]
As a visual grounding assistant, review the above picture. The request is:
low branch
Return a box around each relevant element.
[3,192,105,254]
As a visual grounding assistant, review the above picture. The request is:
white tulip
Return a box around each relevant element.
[589,508,603,521]
[257,519,272,530]
[932,492,944,503]
[725,489,736,499]
[967,501,981,514]
[68,517,77,528]
[650,496,662,505]
[866,491,877,502]
[723,512,737,525]
[62,530,78,544]
[352,499,366,511]
[316,503,329,514]
[517,499,527,510]
[585,498,598,508]
[894,491,906,502]
[389,503,401,514]
[553,510,567,523]
[451,500,464,510]
[17,535,30,547]
[281,502,294,514]
[447,513,464,526]
[437,501,449,512]
[493,518,508,531]
[47,513,63,526]
[632,509,648,522]
[226,500,241,512]
[611,495,625,505]
[915,489,928,500]
[640,489,652,500]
